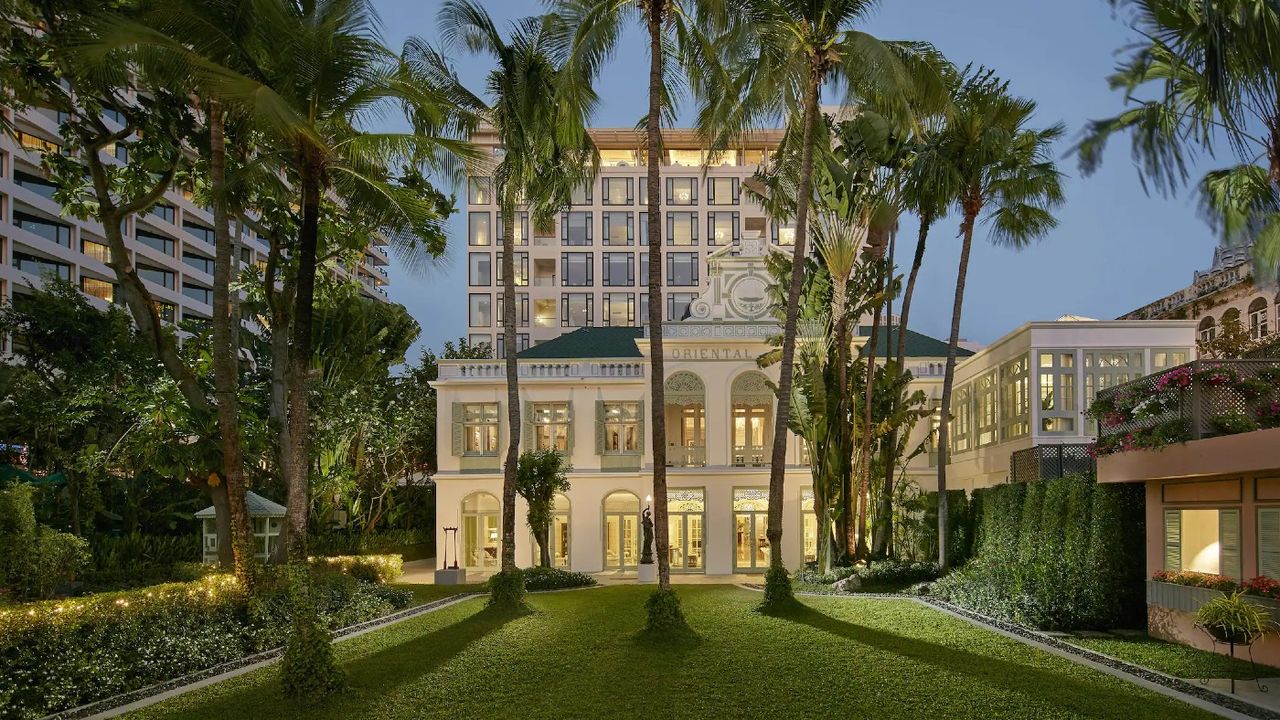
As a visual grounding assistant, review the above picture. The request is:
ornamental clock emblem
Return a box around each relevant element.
[726,273,770,320]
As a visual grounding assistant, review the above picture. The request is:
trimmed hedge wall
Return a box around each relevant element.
[932,475,1145,630]
[309,529,432,561]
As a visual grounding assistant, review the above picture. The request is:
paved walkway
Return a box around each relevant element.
[399,559,763,586]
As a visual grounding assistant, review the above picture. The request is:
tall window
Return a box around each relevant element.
[496,293,530,327]
[570,180,592,205]
[468,252,491,286]
[1198,316,1217,344]
[602,177,633,205]
[495,252,529,287]
[603,252,635,286]
[468,211,491,246]
[1249,297,1270,339]
[602,212,634,246]
[601,402,640,453]
[974,371,998,447]
[603,293,635,326]
[999,355,1030,441]
[1084,350,1144,434]
[532,403,570,452]
[951,385,972,454]
[667,292,698,321]
[468,293,491,326]
[707,177,739,205]
[1038,351,1076,433]
[467,177,491,204]
[666,177,697,205]
[497,212,529,246]
[666,252,699,286]
[495,333,530,357]
[462,404,499,454]
[561,252,593,286]
[708,212,739,245]
[638,212,649,245]
[561,211,593,246]
[562,293,594,327]
[666,212,698,246]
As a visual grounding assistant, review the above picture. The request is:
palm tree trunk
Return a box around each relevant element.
[501,198,519,572]
[209,100,255,587]
[265,237,292,563]
[873,228,900,558]
[284,154,322,561]
[855,242,885,561]
[645,4,672,592]
[937,199,979,570]
[767,65,821,574]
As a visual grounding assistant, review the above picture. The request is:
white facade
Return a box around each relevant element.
[0,104,391,342]
[435,240,1200,574]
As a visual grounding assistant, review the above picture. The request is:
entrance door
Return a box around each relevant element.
[667,488,705,572]
[461,492,500,569]
[732,488,770,572]
[603,491,640,570]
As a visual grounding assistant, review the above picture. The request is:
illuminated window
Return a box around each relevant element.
[999,354,1030,441]
[461,405,499,455]
[666,177,697,205]
[468,212,491,246]
[532,402,570,452]
[80,276,114,303]
[1164,508,1240,578]
[666,212,698,246]
[707,177,739,205]
[1037,351,1076,434]
[601,402,640,453]
[599,149,637,167]
[602,177,634,205]
[974,371,998,447]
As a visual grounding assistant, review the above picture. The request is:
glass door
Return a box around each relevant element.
[603,491,641,570]
[667,488,705,572]
[732,488,770,572]
[462,492,500,569]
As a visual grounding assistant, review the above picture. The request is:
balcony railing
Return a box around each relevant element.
[439,361,645,380]
[667,446,705,468]
[1010,444,1095,482]
[732,445,767,468]
[1090,359,1280,455]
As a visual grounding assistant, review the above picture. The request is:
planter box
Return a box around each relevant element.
[1146,580,1280,614]
[1146,581,1280,666]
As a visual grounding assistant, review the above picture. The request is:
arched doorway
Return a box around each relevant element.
[733,487,770,572]
[665,371,706,467]
[461,492,500,569]
[731,371,773,467]
[602,490,642,570]
[667,488,705,572]
[528,493,571,568]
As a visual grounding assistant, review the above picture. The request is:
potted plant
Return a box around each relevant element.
[637,505,656,583]
[1195,591,1272,646]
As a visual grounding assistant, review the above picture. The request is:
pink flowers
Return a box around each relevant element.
[1154,367,1194,392]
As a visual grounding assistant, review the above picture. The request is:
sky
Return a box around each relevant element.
[372,0,1222,361]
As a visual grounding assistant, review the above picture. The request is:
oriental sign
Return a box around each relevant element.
[667,347,759,361]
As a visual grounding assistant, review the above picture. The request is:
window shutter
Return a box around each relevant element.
[1220,509,1242,579]
[566,402,575,454]
[595,400,606,455]
[451,403,464,456]
[732,178,740,205]
[636,399,645,456]
[1163,509,1181,571]
[1260,509,1280,579]
[522,401,534,450]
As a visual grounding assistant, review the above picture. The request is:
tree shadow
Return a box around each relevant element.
[774,602,1190,717]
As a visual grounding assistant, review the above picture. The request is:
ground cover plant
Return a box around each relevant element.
[1067,633,1280,680]
[125,585,1217,720]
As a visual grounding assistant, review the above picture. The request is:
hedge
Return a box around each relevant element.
[931,474,1145,630]
[521,566,597,592]
[0,567,413,719]
[308,554,404,584]
[81,534,202,590]
[309,529,432,561]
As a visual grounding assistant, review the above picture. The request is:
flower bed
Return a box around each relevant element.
[1152,569,1280,600]
[0,567,413,719]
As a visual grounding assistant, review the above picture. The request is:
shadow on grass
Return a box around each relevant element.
[632,624,703,652]
[774,602,1191,717]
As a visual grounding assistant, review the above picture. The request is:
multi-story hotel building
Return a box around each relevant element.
[1120,243,1277,346]
[463,126,787,351]
[433,238,1197,574]
[0,103,392,336]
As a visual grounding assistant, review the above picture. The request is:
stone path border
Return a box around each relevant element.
[43,593,481,720]
[737,584,1275,720]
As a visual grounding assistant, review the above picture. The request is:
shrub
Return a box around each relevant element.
[0,568,412,719]
[0,485,90,599]
[641,587,692,637]
[486,567,528,611]
[309,554,404,583]
[760,565,796,612]
[81,534,201,590]
[855,559,940,589]
[308,529,431,561]
[931,475,1145,630]
[791,565,859,586]
[522,566,596,591]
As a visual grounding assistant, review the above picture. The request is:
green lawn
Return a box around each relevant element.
[1068,633,1279,680]
[393,583,484,606]
[128,586,1217,720]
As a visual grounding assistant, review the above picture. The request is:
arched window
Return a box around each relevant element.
[1198,316,1217,344]
[1249,297,1270,339]
[602,490,641,570]
[664,371,706,467]
[730,371,773,467]
[529,493,571,568]
[460,492,500,569]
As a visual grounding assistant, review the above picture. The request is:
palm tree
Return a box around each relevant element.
[699,0,946,605]
[551,0,728,627]
[424,1,596,605]
[1079,0,1280,274]
[933,69,1065,568]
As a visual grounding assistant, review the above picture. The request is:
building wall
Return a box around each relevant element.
[463,128,786,348]
[0,104,390,341]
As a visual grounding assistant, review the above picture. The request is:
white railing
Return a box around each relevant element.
[439,361,645,380]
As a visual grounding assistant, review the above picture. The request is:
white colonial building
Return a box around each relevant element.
[433,237,1198,575]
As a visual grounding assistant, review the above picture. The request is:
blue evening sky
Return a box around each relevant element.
[372,0,1220,360]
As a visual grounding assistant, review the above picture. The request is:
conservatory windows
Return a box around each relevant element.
[974,370,998,448]
[999,354,1030,441]
[1038,351,1076,434]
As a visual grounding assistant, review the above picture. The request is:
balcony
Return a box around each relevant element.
[1009,444,1095,482]
[1091,359,1280,483]
[667,446,706,468]
[732,445,768,468]
[438,361,645,380]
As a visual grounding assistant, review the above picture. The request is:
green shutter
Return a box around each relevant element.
[1220,509,1241,579]
[595,400,606,455]
[451,403,464,456]
[1259,509,1280,579]
[1164,509,1181,571]
[565,401,574,454]
[636,399,645,456]
[522,400,533,450]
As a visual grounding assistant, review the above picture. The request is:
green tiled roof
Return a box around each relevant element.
[518,327,644,359]
[856,326,973,359]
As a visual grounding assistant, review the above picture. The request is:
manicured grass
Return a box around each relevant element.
[393,583,484,606]
[1069,633,1280,679]
[127,586,1217,720]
